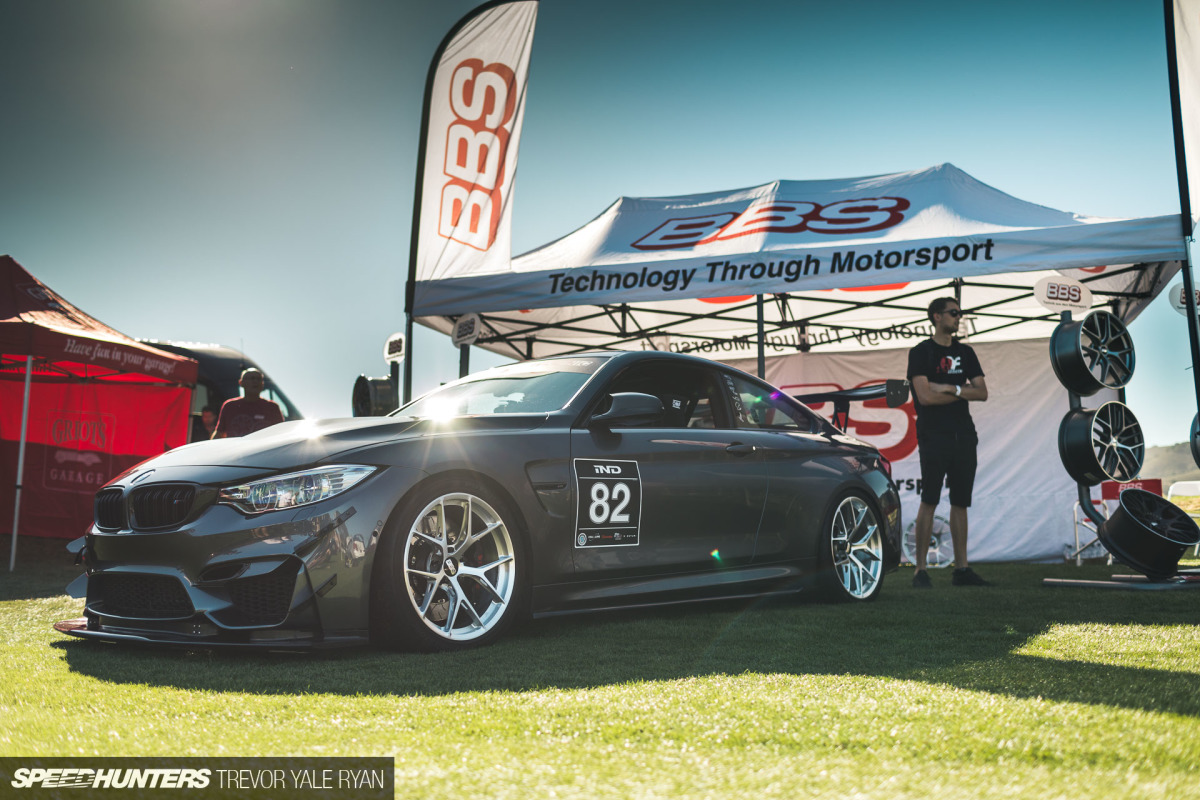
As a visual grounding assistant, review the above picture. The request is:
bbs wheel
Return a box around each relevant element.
[1191,415,1200,471]
[1098,488,1200,580]
[818,492,885,601]
[1058,401,1144,485]
[902,514,953,568]
[372,477,526,651]
[1049,309,1135,396]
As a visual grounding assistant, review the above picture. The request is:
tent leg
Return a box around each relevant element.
[403,313,413,405]
[9,356,32,572]
[756,294,766,378]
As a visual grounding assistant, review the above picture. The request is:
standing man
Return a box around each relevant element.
[212,368,284,438]
[907,297,990,588]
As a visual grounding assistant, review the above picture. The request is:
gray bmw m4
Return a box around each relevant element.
[60,351,901,651]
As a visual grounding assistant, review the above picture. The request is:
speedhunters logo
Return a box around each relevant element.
[1,758,393,798]
[11,768,209,789]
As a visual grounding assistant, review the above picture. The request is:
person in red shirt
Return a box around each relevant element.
[212,368,284,438]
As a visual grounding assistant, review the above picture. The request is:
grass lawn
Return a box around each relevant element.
[2,537,1198,799]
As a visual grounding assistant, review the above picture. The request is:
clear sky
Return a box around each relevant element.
[2,0,1197,447]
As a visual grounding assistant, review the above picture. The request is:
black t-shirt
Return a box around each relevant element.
[906,338,984,435]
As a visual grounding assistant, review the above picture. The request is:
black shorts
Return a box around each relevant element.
[917,430,978,507]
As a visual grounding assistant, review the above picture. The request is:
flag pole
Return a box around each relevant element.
[9,356,32,572]
[1163,0,1200,429]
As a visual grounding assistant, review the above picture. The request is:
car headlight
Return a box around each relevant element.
[218,465,376,515]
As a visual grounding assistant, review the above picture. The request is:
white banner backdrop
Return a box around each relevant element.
[415,1,538,283]
[732,337,1124,563]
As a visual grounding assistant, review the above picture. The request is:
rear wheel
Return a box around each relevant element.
[371,477,527,651]
[817,492,885,601]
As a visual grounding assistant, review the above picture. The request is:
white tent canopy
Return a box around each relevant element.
[413,164,1185,360]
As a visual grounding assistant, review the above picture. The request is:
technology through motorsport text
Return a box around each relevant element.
[547,239,997,297]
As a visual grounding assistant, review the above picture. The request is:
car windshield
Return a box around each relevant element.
[397,357,605,419]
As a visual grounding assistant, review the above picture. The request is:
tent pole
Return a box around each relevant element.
[9,356,32,572]
[756,295,766,378]
[403,312,413,405]
[459,344,470,378]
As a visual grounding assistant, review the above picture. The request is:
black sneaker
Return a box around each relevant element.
[952,567,992,586]
[912,569,932,589]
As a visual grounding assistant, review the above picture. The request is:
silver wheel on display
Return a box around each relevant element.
[1058,401,1145,486]
[372,479,525,651]
[1048,309,1135,396]
[821,493,885,601]
[901,514,954,568]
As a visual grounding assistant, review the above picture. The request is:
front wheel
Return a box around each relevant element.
[817,492,885,602]
[371,477,527,651]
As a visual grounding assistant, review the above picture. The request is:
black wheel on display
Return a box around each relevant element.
[1097,488,1200,581]
[816,491,885,602]
[1049,310,1136,396]
[1057,401,1145,486]
[1191,414,1200,471]
[370,476,528,652]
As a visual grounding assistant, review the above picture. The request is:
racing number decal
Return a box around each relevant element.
[574,459,641,548]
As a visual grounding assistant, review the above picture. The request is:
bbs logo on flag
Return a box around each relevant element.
[438,58,518,251]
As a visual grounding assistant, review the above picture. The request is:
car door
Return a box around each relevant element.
[716,369,848,563]
[569,359,769,578]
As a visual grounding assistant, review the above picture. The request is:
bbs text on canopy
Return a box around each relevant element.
[1,255,198,561]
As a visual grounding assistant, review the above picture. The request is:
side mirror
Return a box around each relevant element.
[589,392,664,428]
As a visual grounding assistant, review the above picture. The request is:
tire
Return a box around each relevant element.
[816,491,886,602]
[371,476,527,651]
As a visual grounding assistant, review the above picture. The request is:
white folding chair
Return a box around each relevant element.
[1167,481,1200,557]
[1069,499,1112,566]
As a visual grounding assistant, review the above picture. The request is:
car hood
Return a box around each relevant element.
[134,415,551,473]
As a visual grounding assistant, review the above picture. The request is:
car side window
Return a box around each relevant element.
[722,372,817,432]
[605,362,726,429]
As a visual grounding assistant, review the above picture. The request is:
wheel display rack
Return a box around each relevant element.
[1044,310,1200,589]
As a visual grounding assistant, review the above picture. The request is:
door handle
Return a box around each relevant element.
[725,443,756,456]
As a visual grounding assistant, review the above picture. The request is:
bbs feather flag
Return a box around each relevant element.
[409,1,538,294]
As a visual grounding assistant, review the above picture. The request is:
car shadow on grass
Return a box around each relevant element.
[53,563,1200,717]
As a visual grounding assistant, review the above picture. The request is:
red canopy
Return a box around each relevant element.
[2,255,198,547]
[0,255,198,384]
